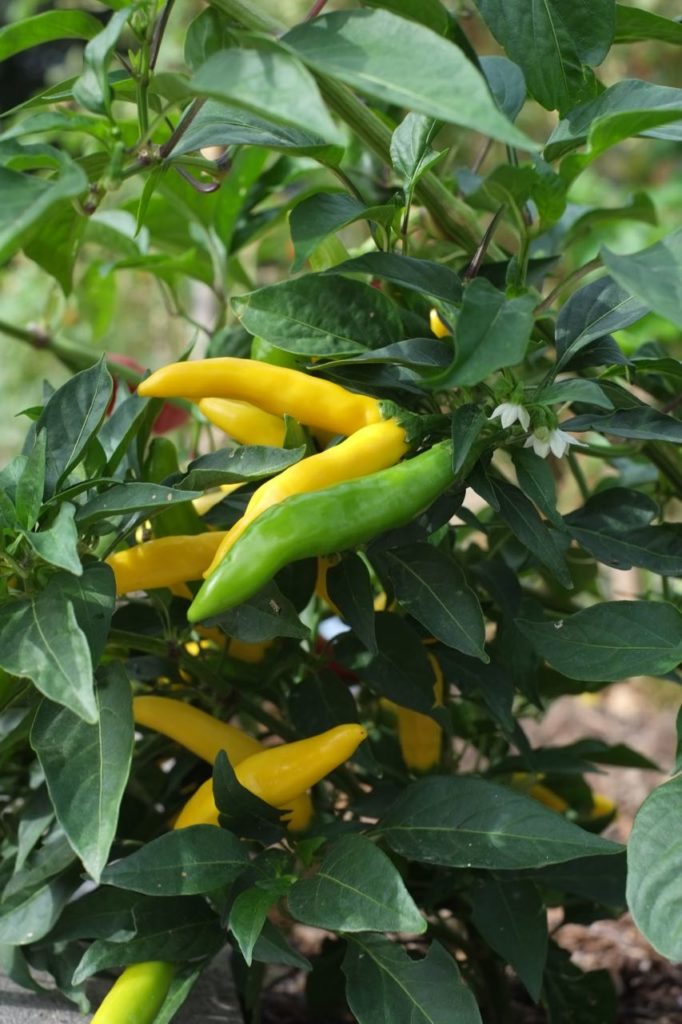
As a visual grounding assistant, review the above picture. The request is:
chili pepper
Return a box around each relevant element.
[133,696,313,829]
[173,723,367,829]
[106,532,227,595]
[192,482,244,518]
[137,357,384,436]
[204,418,409,575]
[315,555,342,614]
[394,652,444,773]
[198,397,286,447]
[145,437,204,537]
[90,961,175,1024]
[189,441,456,622]
[429,308,452,338]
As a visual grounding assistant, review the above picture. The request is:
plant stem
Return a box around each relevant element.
[0,319,141,384]
[149,0,175,69]
[567,449,590,500]
[208,0,496,253]
[159,99,205,159]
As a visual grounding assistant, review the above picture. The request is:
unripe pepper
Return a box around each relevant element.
[137,357,384,436]
[90,961,175,1024]
[133,696,313,830]
[174,723,367,829]
[394,652,444,773]
[205,418,409,575]
[198,397,286,447]
[106,532,227,595]
[189,441,457,622]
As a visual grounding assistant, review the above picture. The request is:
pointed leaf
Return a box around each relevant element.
[26,502,82,575]
[602,228,682,330]
[555,275,650,369]
[470,878,547,1001]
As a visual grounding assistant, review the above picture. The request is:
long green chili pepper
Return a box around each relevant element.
[188,441,457,622]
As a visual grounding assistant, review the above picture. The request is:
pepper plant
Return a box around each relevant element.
[1,1,682,1021]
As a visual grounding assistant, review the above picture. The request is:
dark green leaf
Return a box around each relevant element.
[614,4,682,45]
[31,663,133,881]
[102,825,249,895]
[511,449,563,528]
[0,10,103,60]
[555,276,650,369]
[229,878,293,965]
[383,544,487,660]
[428,279,535,387]
[390,112,442,191]
[283,10,535,148]
[214,581,309,642]
[343,936,482,1024]
[15,430,46,529]
[0,156,87,265]
[55,563,116,667]
[563,407,682,443]
[602,228,682,329]
[320,338,451,373]
[289,194,395,272]
[25,501,82,575]
[97,392,149,472]
[517,601,682,682]
[470,878,547,1001]
[325,252,462,304]
[290,835,424,934]
[543,944,617,1024]
[473,0,614,113]
[480,55,527,121]
[326,554,377,653]
[76,482,202,528]
[378,776,622,868]
[536,379,614,411]
[34,358,112,495]
[73,9,131,115]
[0,590,95,723]
[252,920,312,971]
[190,47,343,146]
[15,787,54,872]
[362,0,450,35]
[24,199,86,294]
[179,445,304,491]
[0,874,73,946]
[233,275,403,356]
[359,613,439,714]
[184,7,235,68]
[451,405,487,475]
[213,751,287,844]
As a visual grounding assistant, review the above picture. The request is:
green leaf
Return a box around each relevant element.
[614,4,682,45]
[289,835,425,934]
[0,873,73,946]
[34,358,112,495]
[31,663,133,882]
[472,0,614,114]
[378,776,622,869]
[289,193,396,272]
[15,787,54,872]
[0,156,87,265]
[564,488,682,576]
[321,338,451,373]
[451,405,487,475]
[466,162,566,232]
[362,0,450,35]
[25,502,82,576]
[75,482,202,528]
[0,590,95,723]
[190,47,344,146]
[283,10,535,149]
[215,581,309,643]
[54,563,116,668]
[343,936,482,1024]
[390,112,442,191]
[229,878,292,965]
[184,7,234,68]
[326,554,377,653]
[102,825,249,895]
[480,55,527,121]
[73,8,131,115]
[383,543,487,660]
[252,920,312,971]
[545,81,682,176]
[555,275,650,369]
[510,449,563,529]
[543,943,617,1024]
[325,252,462,305]
[536,378,614,411]
[179,445,304,491]
[470,878,547,1001]
[15,430,46,529]
[233,275,403,356]
[517,601,682,682]
[170,100,343,163]
[359,613,439,715]
[24,199,87,295]
[428,279,535,387]
[0,10,103,60]
[563,407,682,443]
[627,773,682,960]
[98,392,148,473]
[601,228,682,330]
[72,899,223,983]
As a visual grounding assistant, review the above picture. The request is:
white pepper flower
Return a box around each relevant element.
[489,402,530,431]
[524,426,586,459]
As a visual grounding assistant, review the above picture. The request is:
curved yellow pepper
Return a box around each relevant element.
[138,358,383,436]
[90,961,175,1024]
[106,532,227,595]
[174,722,367,829]
[198,397,286,447]
[392,652,444,773]
[205,418,409,576]
[429,308,452,338]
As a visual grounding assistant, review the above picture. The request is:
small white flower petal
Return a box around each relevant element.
[549,430,568,458]
[516,406,530,431]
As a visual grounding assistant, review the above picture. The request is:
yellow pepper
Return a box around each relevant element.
[205,418,409,575]
[192,481,244,517]
[138,357,384,437]
[106,532,227,595]
[90,961,175,1024]
[174,722,367,829]
[391,652,444,773]
[429,308,452,338]
[198,397,286,447]
[133,696,313,831]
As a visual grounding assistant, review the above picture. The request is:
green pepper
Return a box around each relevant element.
[188,441,457,622]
